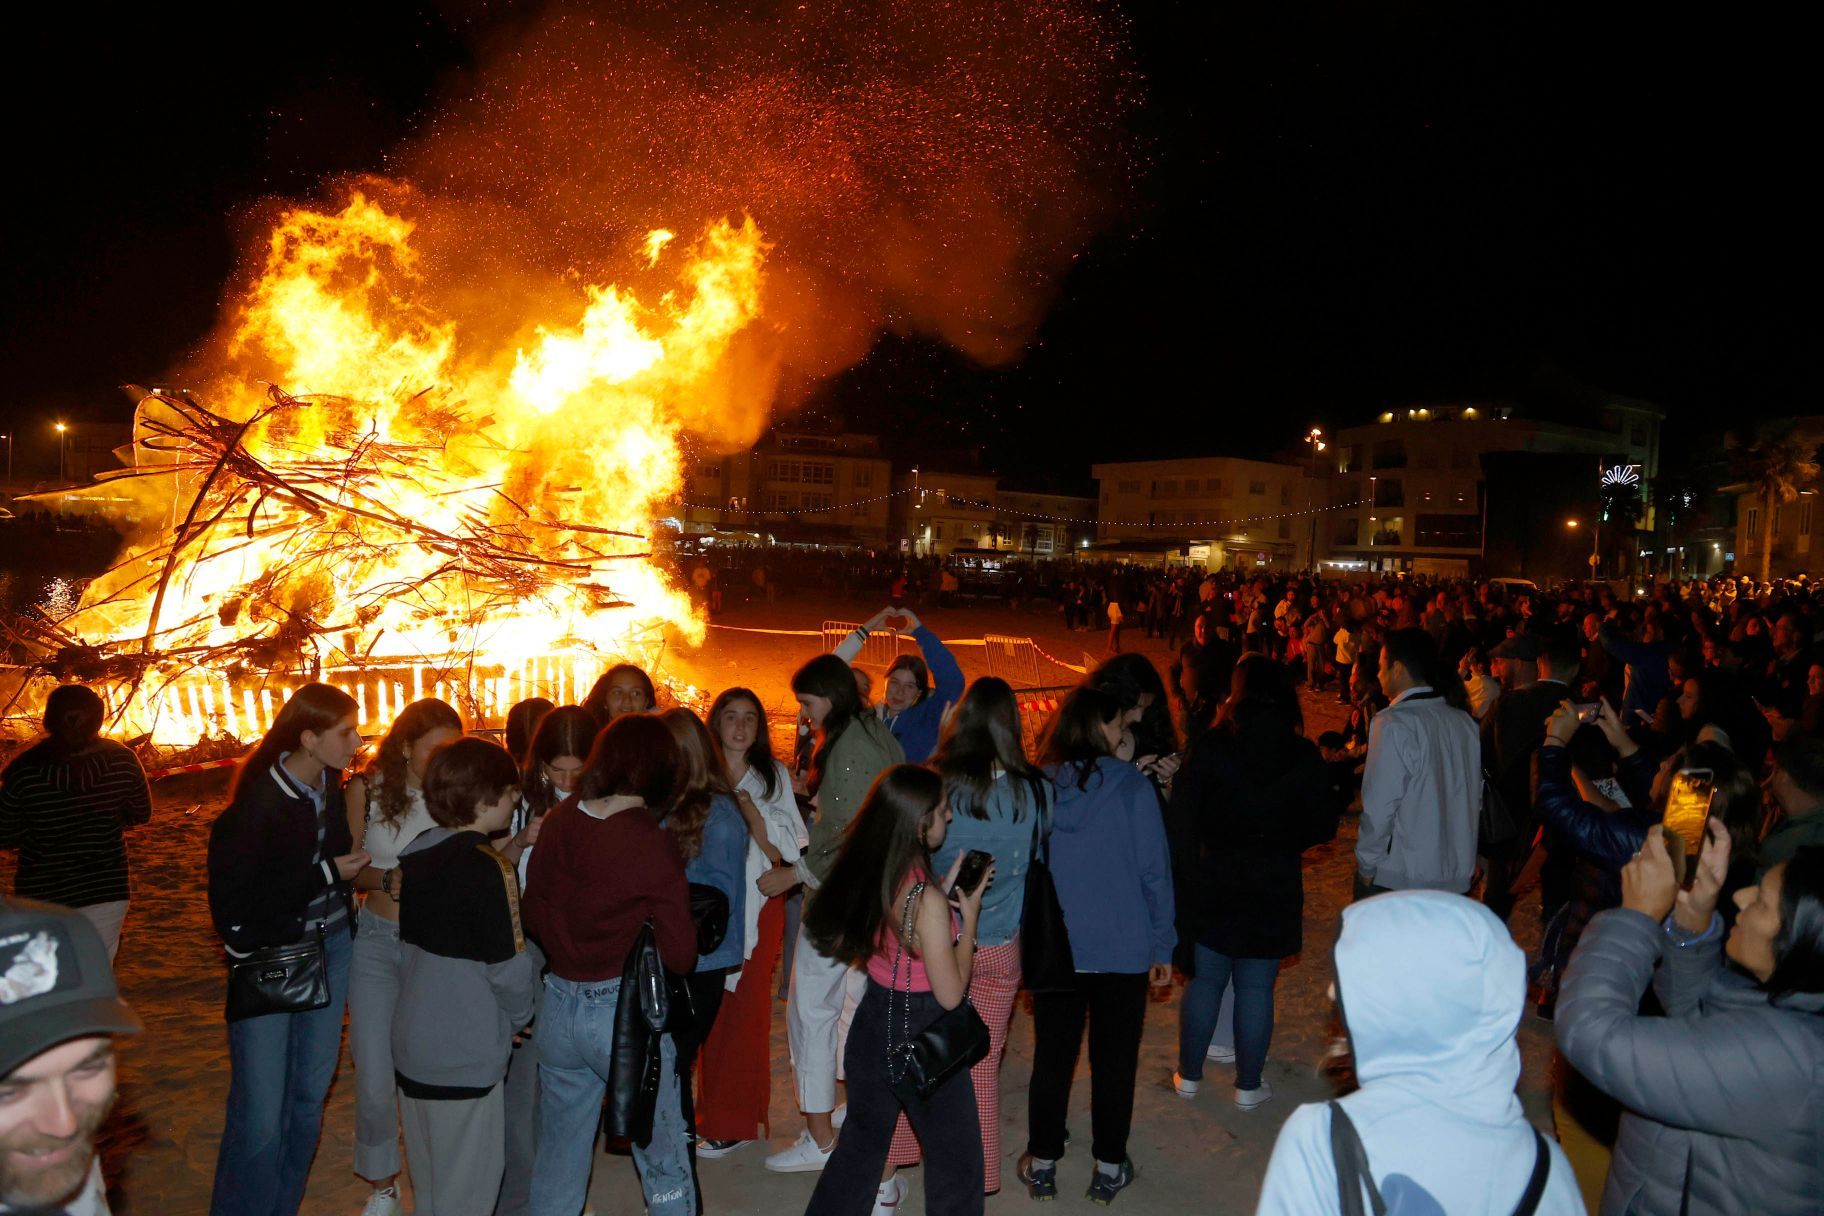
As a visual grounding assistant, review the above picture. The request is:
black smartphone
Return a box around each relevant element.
[952,849,994,896]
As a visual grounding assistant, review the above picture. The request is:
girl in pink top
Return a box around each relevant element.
[801,766,992,1215]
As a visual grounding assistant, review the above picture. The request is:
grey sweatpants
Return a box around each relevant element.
[350,905,405,1182]
[400,1087,506,1216]
[494,976,543,1216]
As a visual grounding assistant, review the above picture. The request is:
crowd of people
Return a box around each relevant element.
[4,568,1824,1215]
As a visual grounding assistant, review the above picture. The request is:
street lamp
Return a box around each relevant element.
[1303,426,1326,570]
[54,421,68,483]
[1,432,11,490]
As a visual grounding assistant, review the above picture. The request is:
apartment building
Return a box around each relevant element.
[681,429,893,547]
[1324,401,1661,576]
[1090,456,1314,570]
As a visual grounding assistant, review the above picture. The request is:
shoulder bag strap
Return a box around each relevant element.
[1510,1128,1551,1216]
[885,881,926,1084]
[1327,1102,1387,1216]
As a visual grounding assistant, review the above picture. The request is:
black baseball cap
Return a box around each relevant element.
[0,898,141,1079]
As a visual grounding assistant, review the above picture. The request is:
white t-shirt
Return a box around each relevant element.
[360,780,437,872]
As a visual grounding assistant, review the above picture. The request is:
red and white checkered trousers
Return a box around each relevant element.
[886,937,1021,1192]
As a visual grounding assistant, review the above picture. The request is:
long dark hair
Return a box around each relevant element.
[1088,653,1178,757]
[6,684,107,772]
[1040,685,1122,792]
[506,697,555,762]
[1214,655,1305,770]
[232,683,358,800]
[658,708,733,862]
[578,712,678,807]
[582,663,657,727]
[363,698,463,829]
[1768,846,1824,999]
[801,765,945,966]
[792,653,864,795]
[521,705,597,819]
[708,686,780,801]
[933,677,1048,822]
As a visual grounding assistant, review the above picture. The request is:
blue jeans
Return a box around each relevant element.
[528,975,695,1216]
[211,923,354,1216]
[1177,946,1278,1091]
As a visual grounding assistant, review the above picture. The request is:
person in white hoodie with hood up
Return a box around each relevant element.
[1256,890,1586,1216]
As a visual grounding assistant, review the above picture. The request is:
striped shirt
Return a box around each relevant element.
[273,754,348,932]
[0,739,150,907]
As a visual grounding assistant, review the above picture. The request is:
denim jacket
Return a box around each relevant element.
[685,794,749,972]
[931,773,1047,946]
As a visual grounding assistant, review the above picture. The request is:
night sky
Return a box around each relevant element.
[2,3,1806,489]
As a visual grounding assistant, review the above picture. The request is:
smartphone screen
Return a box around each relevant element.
[953,849,993,895]
[1574,702,1600,723]
[1663,768,1714,852]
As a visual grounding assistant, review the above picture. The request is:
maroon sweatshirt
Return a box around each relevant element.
[522,796,696,981]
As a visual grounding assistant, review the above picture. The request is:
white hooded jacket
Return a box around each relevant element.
[1257,891,1586,1216]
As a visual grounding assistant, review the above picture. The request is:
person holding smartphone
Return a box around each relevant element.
[1556,829,1824,1216]
[800,766,990,1216]
[880,677,1049,1196]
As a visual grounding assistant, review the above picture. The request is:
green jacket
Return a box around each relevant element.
[804,714,904,883]
[1758,805,1824,878]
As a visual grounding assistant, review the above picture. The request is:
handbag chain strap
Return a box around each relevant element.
[885,880,926,1086]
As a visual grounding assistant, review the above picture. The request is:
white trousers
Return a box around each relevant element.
[784,923,867,1113]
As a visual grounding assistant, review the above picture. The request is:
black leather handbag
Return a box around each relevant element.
[226,924,329,1023]
[607,920,670,1146]
[885,882,991,1102]
[1020,810,1076,993]
[688,882,731,956]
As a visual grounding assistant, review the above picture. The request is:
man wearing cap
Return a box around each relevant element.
[1488,631,1540,694]
[0,898,139,1215]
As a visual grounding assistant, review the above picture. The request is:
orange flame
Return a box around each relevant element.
[54,192,768,741]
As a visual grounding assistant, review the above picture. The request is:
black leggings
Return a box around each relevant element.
[806,982,985,1216]
[1027,971,1149,1166]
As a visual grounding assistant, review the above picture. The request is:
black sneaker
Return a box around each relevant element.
[1017,1155,1058,1202]
[1086,1159,1137,1205]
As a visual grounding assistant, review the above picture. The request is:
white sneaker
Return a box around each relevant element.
[1234,1080,1274,1111]
[765,1128,838,1173]
[832,1103,848,1129]
[1171,1070,1200,1098]
[872,1174,909,1214]
[360,1189,402,1216]
[1205,1043,1237,1063]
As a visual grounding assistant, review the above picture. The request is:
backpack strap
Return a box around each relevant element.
[1327,1102,1387,1216]
[1511,1128,1551,1216]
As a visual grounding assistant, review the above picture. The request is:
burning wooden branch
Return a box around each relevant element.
[11,384,667,732]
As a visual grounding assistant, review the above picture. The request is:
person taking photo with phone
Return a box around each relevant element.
[1556,828,1824,1215]
[800,766,990,1216]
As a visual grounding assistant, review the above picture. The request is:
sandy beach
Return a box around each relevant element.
[4,596,1552,1215]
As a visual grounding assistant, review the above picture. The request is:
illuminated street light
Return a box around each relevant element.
[1565,519,1579,528]
[55,421,69,483]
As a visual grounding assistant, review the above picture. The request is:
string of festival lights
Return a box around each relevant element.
[671,484,1375,530]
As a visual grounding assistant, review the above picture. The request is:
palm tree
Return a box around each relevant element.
[1738,427,1821,581]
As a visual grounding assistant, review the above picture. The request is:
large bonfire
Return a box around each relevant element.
[18,194,767,744]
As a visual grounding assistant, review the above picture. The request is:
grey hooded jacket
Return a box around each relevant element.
[1556,907,1824,1215]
